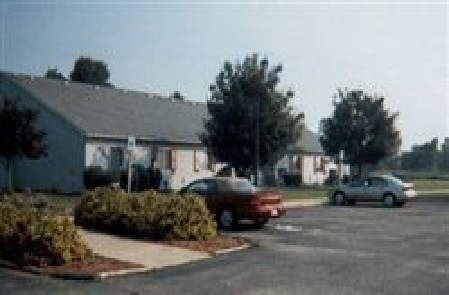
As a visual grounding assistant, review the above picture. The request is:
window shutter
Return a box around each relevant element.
[207,153,216,172]
[171,149,177,172]
[194,149,199,172]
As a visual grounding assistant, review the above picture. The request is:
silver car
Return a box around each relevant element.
[330,175,417,207]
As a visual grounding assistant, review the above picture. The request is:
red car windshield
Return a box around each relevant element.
[231,179,257,194]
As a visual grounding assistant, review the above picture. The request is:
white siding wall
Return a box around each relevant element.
[171,147,211,189]
[0,76,85,193]
[85,142,220,190]
[86,142,151,169]
[274,153,350,186]
[273,155,289,182]
[301,155,326,185]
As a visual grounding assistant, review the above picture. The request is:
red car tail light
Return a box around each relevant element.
[249,196,261,206]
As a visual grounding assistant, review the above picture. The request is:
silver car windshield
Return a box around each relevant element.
[383,175,403,186]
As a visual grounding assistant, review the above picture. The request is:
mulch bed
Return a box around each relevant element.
[39,256,144,276]
[0,236,248,279]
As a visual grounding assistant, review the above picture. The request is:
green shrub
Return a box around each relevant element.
[283,173,302,187]
[0,203,89,267]
[154,195,217,240]
[74,188,216,240]
[84,166,118,190]
[119,165,163,192]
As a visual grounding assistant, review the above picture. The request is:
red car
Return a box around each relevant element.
[179,177,286,229]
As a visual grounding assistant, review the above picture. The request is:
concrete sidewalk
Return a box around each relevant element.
[77,198,325,274]
[284,198,327,208]
[283,189,449,208]
[417,189,449,195]
[78,229,210,271]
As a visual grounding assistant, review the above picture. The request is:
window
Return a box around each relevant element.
[164,149,172,170]
[314,156,324,172]
[150,147,176,171]
[171,149,177,172]
[188,181,208,194]
[231,179,257,194]
[110,147,124,170]
[193,149,211,172]
[207,152,216,171]
[150,146,159,166]
[383,175,403,186]
[371,177,387,187]
[349,179,365,187]
[187,180,218,196]
[295,156,302,171]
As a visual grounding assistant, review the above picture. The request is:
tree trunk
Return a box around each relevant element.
[357,164,362,179]
[6,159,13,192]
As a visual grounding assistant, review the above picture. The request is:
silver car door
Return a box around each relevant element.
[372,178,386,201]
[362,178,375,201]
[346,179,365,200]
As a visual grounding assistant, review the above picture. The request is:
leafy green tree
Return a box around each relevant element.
[171,91,184,101]
[201,54,303,180]
[44,67,66,80]
[320,89,401,177]
[0,97,47,191]
[440,139,449,172]
[69,56,112,87]
[402,138,439,172]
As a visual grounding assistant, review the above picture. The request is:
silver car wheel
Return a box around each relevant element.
[220,209,234,229]
[383,194,395,208]
[334,192,346,206]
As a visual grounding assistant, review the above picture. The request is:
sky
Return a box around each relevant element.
[1,0,448,151]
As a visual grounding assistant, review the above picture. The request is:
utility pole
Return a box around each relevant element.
[127,136,136,194]
[338,150,344,185]
[255,96,260,186]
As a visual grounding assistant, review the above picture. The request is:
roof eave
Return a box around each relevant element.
[86,133,202,146]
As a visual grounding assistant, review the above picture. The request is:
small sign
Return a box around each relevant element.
[127,136,136,151]
[339,150,344,161]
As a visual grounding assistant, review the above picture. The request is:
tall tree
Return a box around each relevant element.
[171,91,185,101]
[201,54,303,181]
[44,67,66,80]
[69,56,112,87]
[0,97,47,190]
[440,139,449,172]
[401,138,439,172]
[320,89,401,177]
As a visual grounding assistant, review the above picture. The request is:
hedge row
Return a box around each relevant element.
[0,200,89,267]
[84,165,164,192]
[74,188,217,241]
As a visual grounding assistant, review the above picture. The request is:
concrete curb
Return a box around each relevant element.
[0,258,160,280]
[284,198,328,208]
[212,243,251,255]
[0,259,98,280]
[96,267,152,279]
[417,190,449,196]
[0,242,252,280]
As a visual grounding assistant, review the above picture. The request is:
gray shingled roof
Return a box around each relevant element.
[288,128,324,154]
[2,72,207,144]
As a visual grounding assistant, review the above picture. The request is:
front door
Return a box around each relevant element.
[364,177,387,201]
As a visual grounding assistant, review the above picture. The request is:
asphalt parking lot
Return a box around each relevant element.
[1,196,448,295]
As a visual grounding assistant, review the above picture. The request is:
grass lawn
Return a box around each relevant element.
[25,178,449,210]
[269,178,449,201]
[36,193,82,215]
[409,179,449,191]
[265,187,329,201]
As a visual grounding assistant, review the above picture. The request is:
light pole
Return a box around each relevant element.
[338,149,344,185]
[255,96,260,186]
